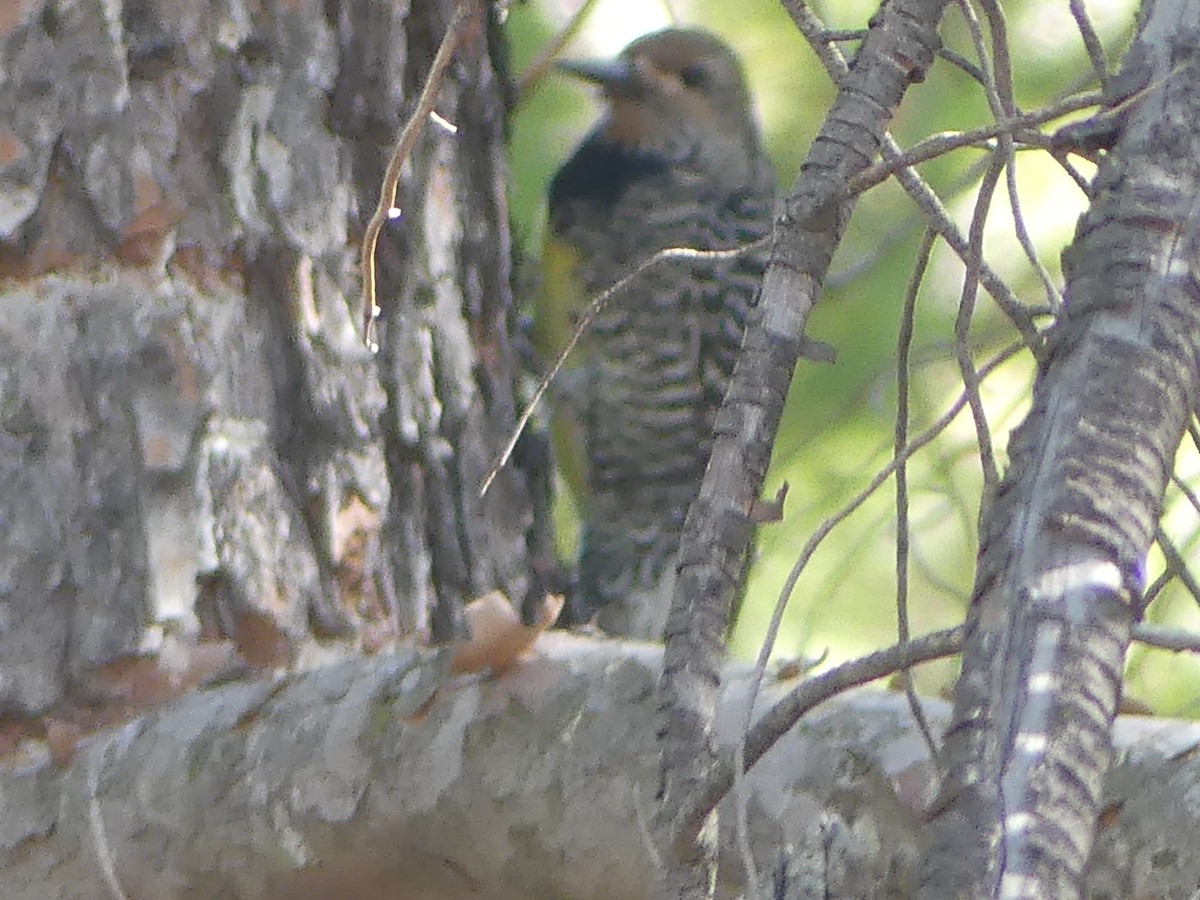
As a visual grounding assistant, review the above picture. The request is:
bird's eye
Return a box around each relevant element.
[678,63,709,89]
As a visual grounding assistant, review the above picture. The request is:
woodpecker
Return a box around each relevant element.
[534,28,774,638]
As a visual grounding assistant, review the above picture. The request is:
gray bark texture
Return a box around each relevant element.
[920,2,1200,897]
[653,1,948,895]
[6,1,1200,898]
[0,0,538,731]
[4,640,1200,899]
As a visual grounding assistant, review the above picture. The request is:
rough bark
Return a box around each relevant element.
[0,0,538,730]
[920,3,1200,897]
[7,2,1200,899]
[654,2,948,895]
[4,639,1200,899]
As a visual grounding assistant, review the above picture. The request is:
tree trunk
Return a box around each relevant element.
[0,0,538,733]
[5,639,1200,899]
[6,2,1200,899]
[919,3,1200,897]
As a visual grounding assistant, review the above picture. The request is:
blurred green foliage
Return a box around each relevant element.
[501,0,1200,716]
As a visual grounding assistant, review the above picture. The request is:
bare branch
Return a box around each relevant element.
[1155,525,1200,611]
[1133,622,1200,654]
[655,3,951,895]
[359,0,478,352]
[847,90,1103,196]
[955,151,1004,490]
[895,229,943,762]
[514,0,602,98]
[790,0,1042,348]
[1070,0,1111,87]
[479,238,769,497]
[690,625,966,830]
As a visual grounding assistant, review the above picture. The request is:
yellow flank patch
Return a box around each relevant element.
[533,230,591,508]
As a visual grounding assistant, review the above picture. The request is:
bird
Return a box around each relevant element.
[531,28,776,639]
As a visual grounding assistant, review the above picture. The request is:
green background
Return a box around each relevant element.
[501,0,1200,717]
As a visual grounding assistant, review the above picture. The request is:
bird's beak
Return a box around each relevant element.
[557,57,640,98]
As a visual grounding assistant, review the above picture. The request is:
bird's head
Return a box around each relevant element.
[559,29,766,182]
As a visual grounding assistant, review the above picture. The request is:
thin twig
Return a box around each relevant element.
[975,0,1066,312]
[1155,525,1200,610]
[1050,148,1096,194]
[359,0,478,352]
[739,342,1024,776]
[961,0,1061,331]
[1133,622,1200,654]
[938,45,988,85]
[947,1,1023,346]
[1008,138,1065,307]
[515,0,602,98]
[953,0,1002,116]
[895,229,942,762]
[786,0,1042,349]
[1142,568,1173,608]
[689,626,966,831]
[1172,469,1200,518]
[955,149,1004,490]
[847,90,1103,196]
[1070,0,1110,87]
[88,735,130,900]
[977,0,1017,117]
[479,237,771,497]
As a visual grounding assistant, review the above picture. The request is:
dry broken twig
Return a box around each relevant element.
[359,0,479,352]
[479,238,771,497]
